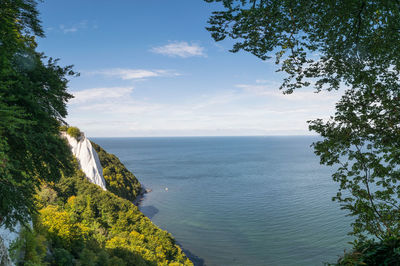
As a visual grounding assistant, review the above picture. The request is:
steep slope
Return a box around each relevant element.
[8,133,192,265]
[9,168,192,265]
[91,141,142,202]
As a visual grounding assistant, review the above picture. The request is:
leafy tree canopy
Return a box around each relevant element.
[205,0,400,93]
[205,0,400,242]
[0,0,76,229]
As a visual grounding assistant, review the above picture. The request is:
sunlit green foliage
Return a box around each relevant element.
[67,126,82,140]
[59,125,68,132]
[91,141,142,201]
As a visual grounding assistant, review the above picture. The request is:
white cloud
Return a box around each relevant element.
[89,68,180,80]
[70,87,133,104]
[150,41,206,58]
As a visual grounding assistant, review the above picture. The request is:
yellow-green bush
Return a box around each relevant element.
[59,125,68,132]
[67,126,82,140]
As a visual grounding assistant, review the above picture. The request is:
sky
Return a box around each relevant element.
[37,0,341,137]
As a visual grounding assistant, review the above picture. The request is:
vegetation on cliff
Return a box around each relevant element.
[66,127,82,140]
[91,141,142,202]
[10,160,192,266]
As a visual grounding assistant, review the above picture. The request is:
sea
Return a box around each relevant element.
[92,136,353,266]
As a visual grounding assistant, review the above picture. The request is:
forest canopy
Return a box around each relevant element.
[0,0,76,229]
[11,159,192,265]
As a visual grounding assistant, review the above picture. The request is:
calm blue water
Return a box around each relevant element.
[93,136,352,266]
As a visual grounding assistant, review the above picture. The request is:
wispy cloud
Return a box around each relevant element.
[88,68,181,80]
[61,26,78,33]
[236,83,342,101]
[150,41,206,58]
[59,20,97,34]
[69,86,162,116]
[67,80,342,137]
[70,87,133,104]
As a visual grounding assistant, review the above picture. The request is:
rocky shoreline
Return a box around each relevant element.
[133,187,152,206]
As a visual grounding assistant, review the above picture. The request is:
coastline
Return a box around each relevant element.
[133,186,151,206]
[133,186,205,266]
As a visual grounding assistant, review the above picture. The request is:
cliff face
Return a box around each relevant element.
[62,132,107,190]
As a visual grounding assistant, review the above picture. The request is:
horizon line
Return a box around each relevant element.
[89,134,319,138]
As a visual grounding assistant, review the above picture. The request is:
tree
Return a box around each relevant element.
[309,87,400,241]
[205,0,400,240]
[0,0,75,229]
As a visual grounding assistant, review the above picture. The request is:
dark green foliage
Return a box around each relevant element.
[309,87,400,240]
[9,227,47,265]
[206,0,400,246]
[0,0,75,229]
[205,1,400,93]
[334,236,400,265]
[91,141,142,202]
[53,248,74,266]
[67,126,82,140]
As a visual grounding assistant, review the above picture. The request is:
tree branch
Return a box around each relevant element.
[355,144,391,236]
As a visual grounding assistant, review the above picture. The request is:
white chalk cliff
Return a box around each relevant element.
[62,132,107,190]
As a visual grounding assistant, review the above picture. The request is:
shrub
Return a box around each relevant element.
[59,125,68,132]
[334,236,400,265]
[67,127,82,140]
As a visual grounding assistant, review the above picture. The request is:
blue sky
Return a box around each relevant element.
[37,0,340,137]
